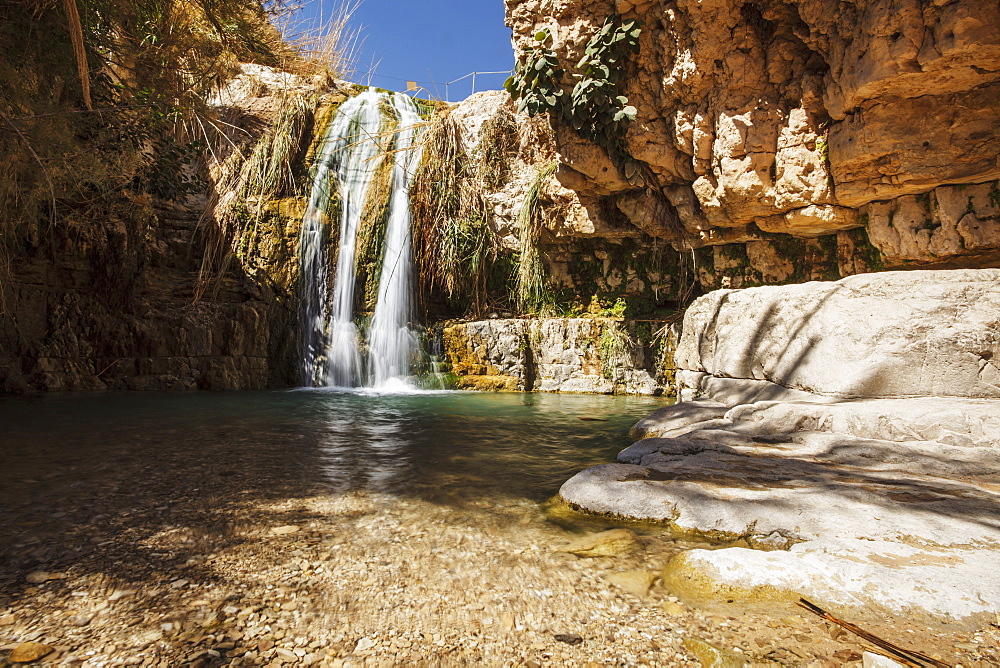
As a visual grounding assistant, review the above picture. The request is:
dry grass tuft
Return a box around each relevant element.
[476,107,518,190]
[194,90,316,300]
[410,111,497,317]
[515,161,557,314]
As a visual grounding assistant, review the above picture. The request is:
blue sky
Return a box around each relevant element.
[297,0,515,100]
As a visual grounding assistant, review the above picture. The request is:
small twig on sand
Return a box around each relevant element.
[797,598,950,668]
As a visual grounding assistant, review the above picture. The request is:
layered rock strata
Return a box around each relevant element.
[0,65,315,393]
[560,269,1000,625]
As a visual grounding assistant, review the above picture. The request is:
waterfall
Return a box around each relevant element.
[366,94,424,388]
[298,89,425,389]
[299,89,385,386]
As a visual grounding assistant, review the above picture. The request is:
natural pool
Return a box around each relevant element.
[0,390,960,666]
[0,389,665,514]
[0,390,715,666]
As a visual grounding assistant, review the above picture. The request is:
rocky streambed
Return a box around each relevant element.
[1,388,997,667]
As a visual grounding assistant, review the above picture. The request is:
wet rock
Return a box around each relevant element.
[9,641,55,663]
[554,633,583,645]
[863,652,906,668]
[682,638,747,667]
[604,570,657,598]
[24,570,53,584]
[560,529,642,558]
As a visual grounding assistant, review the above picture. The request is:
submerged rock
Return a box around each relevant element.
[9,642,54,663]
[559,528,642,557]
[604,570,657,598]
[682,638,747,667]
[269,525,300,536]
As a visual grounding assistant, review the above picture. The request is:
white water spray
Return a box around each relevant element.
[299,89,385,386]
[298,90,425,389]
[367,94,424,388]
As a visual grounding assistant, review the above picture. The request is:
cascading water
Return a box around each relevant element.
[299,90,384,386]
[366,94,424,388]
[298,89,425,390]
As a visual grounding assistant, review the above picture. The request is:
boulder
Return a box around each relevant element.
[675,269,1000,399]
[560,269,1000,625]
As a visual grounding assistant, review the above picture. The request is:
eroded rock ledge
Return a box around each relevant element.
[441,317,678,394]
[503,0,1000,271]
[560,269,1000,626]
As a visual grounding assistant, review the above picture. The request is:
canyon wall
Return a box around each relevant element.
[502,0,1000,281]
[0,66,321,393]
[5,0,999,394]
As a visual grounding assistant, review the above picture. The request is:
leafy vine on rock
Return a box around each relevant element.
[505,16,642,177]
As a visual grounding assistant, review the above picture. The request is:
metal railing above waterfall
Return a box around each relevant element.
[441,71,513,103]
[362,69,513,103]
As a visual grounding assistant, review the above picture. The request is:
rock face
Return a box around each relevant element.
[0,197,298,393]
[676,269,1000,400]
[560,269,1000,625]
[442,317,677,394]
[0,65,319,393]
[504,0,1000,269]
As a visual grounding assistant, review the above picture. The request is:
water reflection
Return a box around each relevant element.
[0,390,666,512]
[292,389,665,504]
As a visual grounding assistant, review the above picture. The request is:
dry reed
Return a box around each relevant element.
[515,161,557,313]
[410,111,497,317]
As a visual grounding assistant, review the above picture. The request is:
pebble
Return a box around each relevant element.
[560,529,642,558]
[9,642,55,663]
[270,525,300,536]
[0,487,987,666]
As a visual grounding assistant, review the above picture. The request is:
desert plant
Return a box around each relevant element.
[505,15,642,175]
[516,161,557,313]
[598,321,634,379]
[410,111,498,317]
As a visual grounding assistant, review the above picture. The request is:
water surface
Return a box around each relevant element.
[0,390,665,525]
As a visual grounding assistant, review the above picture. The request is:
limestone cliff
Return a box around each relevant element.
[503,0,1000,275]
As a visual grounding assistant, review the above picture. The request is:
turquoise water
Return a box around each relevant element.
[0,390,665,518]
